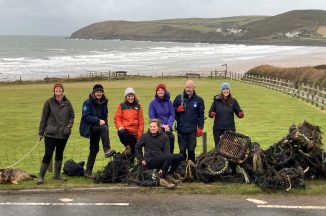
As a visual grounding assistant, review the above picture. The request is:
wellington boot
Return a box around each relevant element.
[53,160,67,181]
[37,162,49,185]
[159,178,176,189]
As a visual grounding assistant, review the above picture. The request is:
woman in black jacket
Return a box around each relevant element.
[80,84,116,178]
[208,82,244,148]
[37,83,75,185]
[135,119,183,189]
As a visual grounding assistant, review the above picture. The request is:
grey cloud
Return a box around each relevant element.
[0,0,325,35]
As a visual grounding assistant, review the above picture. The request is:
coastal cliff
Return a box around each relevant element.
[71,10,326,45]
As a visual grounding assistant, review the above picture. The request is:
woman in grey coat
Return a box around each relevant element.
[37,83,75,184]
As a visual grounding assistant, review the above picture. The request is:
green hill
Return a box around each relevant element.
[71,10,326,45]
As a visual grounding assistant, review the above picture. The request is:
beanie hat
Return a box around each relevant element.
[124,87,136,97]
[220,82,230,90]
[155,83,166,92]
[92,84,104,93]
[53,83,64,92]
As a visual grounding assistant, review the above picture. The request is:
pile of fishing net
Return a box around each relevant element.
[257,121,325,190]
[93,121,324,191]
[94,152,159,186]
[94,153,131,183]
[128,165,159,187]
[191,121,325,191]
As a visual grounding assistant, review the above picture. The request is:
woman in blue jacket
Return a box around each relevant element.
[148,83,175,153]
[208,82,244,148]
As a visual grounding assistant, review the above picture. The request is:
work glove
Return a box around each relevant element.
[196,128,203,137]
[209,112,216,118]
[177,105,185,112]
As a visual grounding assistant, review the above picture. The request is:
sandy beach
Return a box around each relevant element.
[226,48,326,74]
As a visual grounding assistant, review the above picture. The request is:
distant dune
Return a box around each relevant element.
[71,10,326,46]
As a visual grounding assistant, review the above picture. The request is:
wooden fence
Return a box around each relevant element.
[237,73,326,110]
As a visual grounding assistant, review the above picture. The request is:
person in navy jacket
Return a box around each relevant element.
[148,83,175,153]
[173,80,205,162]
[80,84,116,178]
[208,82,244,148]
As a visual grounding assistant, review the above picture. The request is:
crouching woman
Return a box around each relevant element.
[135,119,183,189]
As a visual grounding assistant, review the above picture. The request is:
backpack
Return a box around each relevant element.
[63,159,85,176]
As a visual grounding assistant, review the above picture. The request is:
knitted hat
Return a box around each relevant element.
[124,87,136,97]
[92,84,104,93]
[53,83,64,92]
[155,83,166,92]
[220,82,230,90]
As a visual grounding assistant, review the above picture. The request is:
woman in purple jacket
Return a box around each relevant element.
[148,83,175,153]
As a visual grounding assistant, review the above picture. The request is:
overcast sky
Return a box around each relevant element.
[0,0,325,36]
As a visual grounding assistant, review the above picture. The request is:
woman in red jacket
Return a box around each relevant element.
[114,87,144,159]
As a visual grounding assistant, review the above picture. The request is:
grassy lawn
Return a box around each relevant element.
[0,77,325,192]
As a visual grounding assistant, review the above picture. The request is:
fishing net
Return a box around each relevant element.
[94,153,130,183]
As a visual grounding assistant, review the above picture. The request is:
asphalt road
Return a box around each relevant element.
[0,191,325,216]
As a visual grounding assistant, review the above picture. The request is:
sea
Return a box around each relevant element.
[0,35,324,81]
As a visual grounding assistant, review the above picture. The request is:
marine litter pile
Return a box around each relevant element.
[94,121,325,191]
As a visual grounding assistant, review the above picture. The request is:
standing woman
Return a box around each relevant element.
[208,82,244,148]
[114,87,144,158]
[148,83,175,153]
[80,84,116,178]
[38,83,75,185]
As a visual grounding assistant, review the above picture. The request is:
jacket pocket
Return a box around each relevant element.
[63,126,72,137]
[45,125,57,136]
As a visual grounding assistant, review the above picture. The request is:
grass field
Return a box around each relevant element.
[0,77,325,192]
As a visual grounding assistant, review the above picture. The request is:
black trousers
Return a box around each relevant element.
[42,137,68,164]
[177,132,196,161]
[213,129,235,148]
[117,129,138,155]
[146,153,183,178]
[86,125,111,172]
[166,131,175,154]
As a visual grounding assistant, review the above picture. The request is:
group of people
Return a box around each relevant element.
[37,80,244,188]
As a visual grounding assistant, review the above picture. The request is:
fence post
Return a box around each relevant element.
[202,132,207,154]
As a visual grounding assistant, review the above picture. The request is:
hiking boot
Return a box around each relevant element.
[166,174,182,185]
[159,178,176,189]
[123,145,131,156]
[84,171,94,179]
[104,149,116,158]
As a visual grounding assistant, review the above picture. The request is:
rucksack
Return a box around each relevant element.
[63,159,85,176]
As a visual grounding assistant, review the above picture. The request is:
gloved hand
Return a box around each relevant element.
[196,128,203,137]
[177,105,185,112]
[209,112,216,118]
